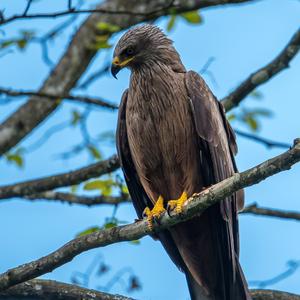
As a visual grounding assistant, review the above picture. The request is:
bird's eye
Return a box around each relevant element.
[126,47,134,55]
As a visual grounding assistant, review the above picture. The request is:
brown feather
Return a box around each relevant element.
[115,24,250,300]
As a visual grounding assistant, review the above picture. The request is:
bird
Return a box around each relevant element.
[112,24,251,300]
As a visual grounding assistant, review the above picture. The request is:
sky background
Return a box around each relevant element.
[0,0,300,299]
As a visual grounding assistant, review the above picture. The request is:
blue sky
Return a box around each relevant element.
[0,1,300,299]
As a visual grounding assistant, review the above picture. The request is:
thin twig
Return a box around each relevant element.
[235,129,291,149]
[0,139,299,291]
[0,87,118,109]
[23,0,33,16]
[250,260,300,289]
[241,203,300,221]
[24,191,130,206]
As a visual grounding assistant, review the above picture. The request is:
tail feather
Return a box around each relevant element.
[167,205,251,300]
[186,260,251,300]
[186,272,211,300]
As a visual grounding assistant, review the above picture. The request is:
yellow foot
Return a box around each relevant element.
[168,191,188,214]
[143,195,166,230]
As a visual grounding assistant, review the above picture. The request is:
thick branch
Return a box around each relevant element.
[24,191,130,206]
[242,203,300,221]
[0,279,135,300]
[222,28,300,111]
[0,139,299,291]
[0,88,118,109]
[0,280,299,300]
[0,0,258,27]
[0,0,258,156]
[0,155,119,200]
[251,289,300,300]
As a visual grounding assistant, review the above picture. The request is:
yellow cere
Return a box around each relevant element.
[113,56,134,67]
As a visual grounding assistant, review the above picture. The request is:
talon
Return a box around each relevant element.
[167,191,188,214]
[142,196,165,230]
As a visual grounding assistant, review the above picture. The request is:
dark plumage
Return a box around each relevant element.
[113,24,251,300]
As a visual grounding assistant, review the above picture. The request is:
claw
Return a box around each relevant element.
[167,191,188,214]
[143,195,165,230]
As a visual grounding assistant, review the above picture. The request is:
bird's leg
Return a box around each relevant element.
[167,191,188,214]
[143,195,166,230]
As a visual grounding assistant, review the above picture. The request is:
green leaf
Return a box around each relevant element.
[76,226,100,237]
[96,22,120,33]
[16,39,27,49]
[227,114,236,122]
[0,40,14,49]
[70,185,78,193]
[84,179,115,196]
[250,90,263,100]
[104,221,118,229]
[128,239,140,245]
[0,30,35,51]
[167,15,177,32]
[5,148,25,168]
[249,108,273,118]
[89,35,112,50]
[121,185,129,195]
[6,154,23,167]
[71,110,81,126]
[245,116,258,131]
[87,145,102,160]
[180,10,202,24]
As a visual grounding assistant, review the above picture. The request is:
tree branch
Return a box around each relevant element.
[0,87,118,109]
[0,279,135,300]
[0,0,259,156]
[11,193,300,226]
[0,139,299,291]
[24,191,130,206]
[222,28,300,111]
[0,0,258,27]
[251,289,300,300]
[0,155,119,200]
[241,203,300,221]
[235,129,291,149]
[0,279,299,300]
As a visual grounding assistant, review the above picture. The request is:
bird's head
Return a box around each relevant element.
[111,24,184,78]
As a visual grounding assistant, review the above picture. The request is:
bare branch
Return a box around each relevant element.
[250,260,300,289]
[251,289,300,300]
[1,279,298,300]
[24,191,130,206]
[241,203,300,221]
[0,155,119,200]
[0,0,257,27]
[222,28,300,111]
[0,279,135,300]
[0,139,299,291]
[235,129,291,149]
[68,0,73,11]
[0,0,259,156]
[0,87,118,109]
[23,0,33,16]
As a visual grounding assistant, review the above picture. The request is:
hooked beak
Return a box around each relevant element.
[111,56,134,79]
[111,56,121,79]
[111,64,121,79]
